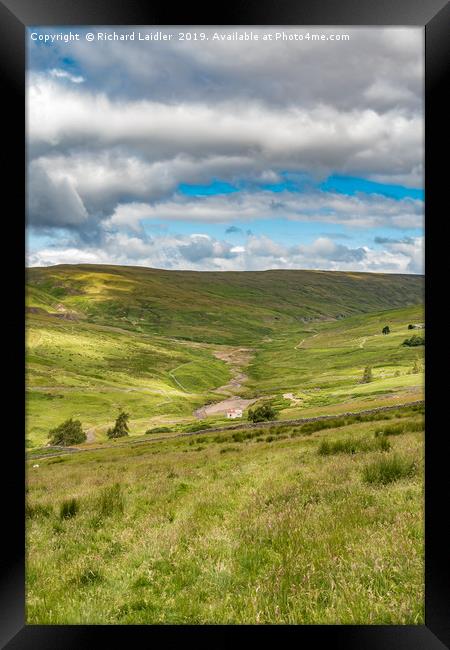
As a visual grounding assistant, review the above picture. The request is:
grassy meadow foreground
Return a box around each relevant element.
[26,265,424,623]
[27,403,423,624]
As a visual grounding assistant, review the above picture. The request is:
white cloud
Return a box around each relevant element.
[27,233,424,274]
[26,27,424,273]
[106,189,423,230]
[49,68,85,84]
[27,76,422,186]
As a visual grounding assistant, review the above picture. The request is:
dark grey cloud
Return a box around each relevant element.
[26,27,424,273]
[374,235,414,244]
[28,162,88,228]
[28,28,422,114]
[320,232,353,240]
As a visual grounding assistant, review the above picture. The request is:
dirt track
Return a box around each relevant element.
[194,396,258,419]
[194,346,254,418]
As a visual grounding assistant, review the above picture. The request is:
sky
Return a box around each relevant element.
[26,27,424,274]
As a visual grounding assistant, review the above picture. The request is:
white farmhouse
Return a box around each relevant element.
[227,408,243,419]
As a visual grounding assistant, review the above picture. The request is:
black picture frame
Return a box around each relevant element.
[1,0,448,646]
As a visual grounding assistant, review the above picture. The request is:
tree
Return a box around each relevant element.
[382,325,390,335]
[48,418,86,446]
[107,410,130,439]
[408,324,414,330]
[402,335,425,347]
[247,403,276,423]
[361,366,373,383]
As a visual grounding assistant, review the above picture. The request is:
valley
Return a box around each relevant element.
[25,264,425,625]
[26,265,424,449]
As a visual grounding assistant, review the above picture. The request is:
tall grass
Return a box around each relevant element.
[375,419,424,437]
[318,435,390,456]
[26,502,53,519]
[362,455,418,485]
[26,408,424,625]
[59,498,79,519]
[97,483,124,517]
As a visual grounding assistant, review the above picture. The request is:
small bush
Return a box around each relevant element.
[402,335,425,347]
[60,498,79,520]
[248,403,277,423]
[361,366,373,383]
[97,483,124,517]
[362,455,418,485]
[107,411,130,439]
[48,418,86,446]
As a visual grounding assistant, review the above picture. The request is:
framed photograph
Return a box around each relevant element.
[1,0,448,646]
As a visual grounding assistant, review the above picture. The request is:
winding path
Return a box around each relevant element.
[295,331,319,350]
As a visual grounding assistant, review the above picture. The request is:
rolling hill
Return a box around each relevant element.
[26,265,424,447]
[27,265,424,345]
[26,265,425,624]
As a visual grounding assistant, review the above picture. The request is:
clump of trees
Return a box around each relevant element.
[248,403,277,423]
[48,418,86,446]
[361,366,373,383]
[402,335,425,347]
[107,410,130,439]
[382,325,390,335]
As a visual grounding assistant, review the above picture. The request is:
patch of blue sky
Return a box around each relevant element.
[27,230,60,250]
[141,217,422,251]
[178,180,239,196]
[319,174,423,201]
[27,29,85,77]
[178,172,423,202]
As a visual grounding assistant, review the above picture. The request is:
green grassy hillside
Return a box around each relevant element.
[26,264,425,624]
[27,265,424,344]
[245,304,425,408]
[26,265,424,449]
[26,314,231,447]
